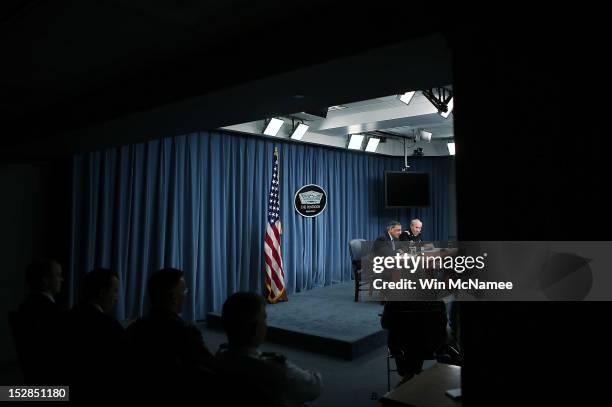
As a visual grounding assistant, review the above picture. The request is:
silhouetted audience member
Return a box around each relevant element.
[216,292,322,407]
[65,268,126,401]
[127,268,215,401]
[14,258,66,384]
[381,300,447,383]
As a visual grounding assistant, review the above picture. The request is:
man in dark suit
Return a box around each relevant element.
[15,259,66,384]
[373,220,404,257]
[127,268,216,401]
[372,221,408,285]
[65,268,126,401]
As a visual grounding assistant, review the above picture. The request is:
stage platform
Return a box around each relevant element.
[206,282,387,360]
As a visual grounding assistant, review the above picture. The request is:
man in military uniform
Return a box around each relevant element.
[399,218,423,242]
[400,218,436,253]
[216,292,322,407]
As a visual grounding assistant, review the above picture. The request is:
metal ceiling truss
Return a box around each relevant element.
[422,87,453,113]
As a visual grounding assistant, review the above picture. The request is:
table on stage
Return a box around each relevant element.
[380,363,461,407]
[389,247,459,283]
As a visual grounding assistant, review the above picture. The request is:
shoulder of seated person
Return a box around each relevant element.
[182,321,206,337]
[260,352,287,363]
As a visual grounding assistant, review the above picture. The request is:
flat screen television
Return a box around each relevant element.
[385,171,430,208]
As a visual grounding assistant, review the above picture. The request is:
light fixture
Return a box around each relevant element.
[263,118,284,136]
[291,123,309,140]
[447,142,456,155]
[399,91,416,105]
[420,130,432,143]
[365,137,380,152]
[348,134,364,150]
[440,97,454,119]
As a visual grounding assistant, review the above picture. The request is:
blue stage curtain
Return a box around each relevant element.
[69,131,452,320]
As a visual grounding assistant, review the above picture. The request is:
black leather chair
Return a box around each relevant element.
[381,304,448,387]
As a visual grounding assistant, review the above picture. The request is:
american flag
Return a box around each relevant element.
[264,147,288,303]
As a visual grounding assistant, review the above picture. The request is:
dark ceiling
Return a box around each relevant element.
[1,0,447,157]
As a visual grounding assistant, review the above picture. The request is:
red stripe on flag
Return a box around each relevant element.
[272,223,281,242]
[264,255,285,291]
[264,233,283,272]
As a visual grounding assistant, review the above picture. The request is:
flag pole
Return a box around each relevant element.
[275,146,282,236]
[275,146,287,301]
